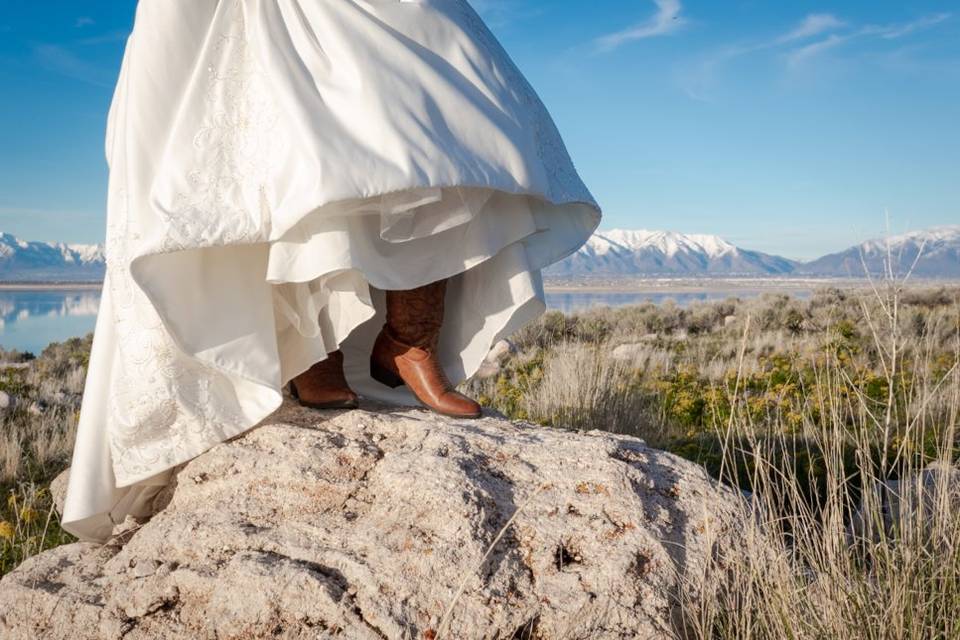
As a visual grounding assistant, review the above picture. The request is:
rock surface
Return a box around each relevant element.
[48,466,69,517]
[473,339,516,379]
[850,461,960,542]
[1,401,748,639]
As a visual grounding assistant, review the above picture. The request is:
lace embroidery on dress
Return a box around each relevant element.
[104,2,281,484]
[448,0,596,206]
[105,179,251,483]
[160,0,285,252]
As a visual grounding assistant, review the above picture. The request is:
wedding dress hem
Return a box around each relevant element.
[60,0,602,544]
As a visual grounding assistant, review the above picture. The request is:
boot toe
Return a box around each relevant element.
[303,392,360,410]
[292,383,360,410]
[332,390,361,408]
[439,391,483,419]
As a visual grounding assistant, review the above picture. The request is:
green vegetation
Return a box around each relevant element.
[0,336,88,575]
[469,286,959,476]
[466,283,960,638]
[2,283,959,638]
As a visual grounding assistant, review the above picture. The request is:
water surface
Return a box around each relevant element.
[0,288,101,356]
[0,286,815,355]
[544,289,812,315]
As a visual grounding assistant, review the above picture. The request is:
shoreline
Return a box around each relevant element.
[542,277,960,294]
[0,277,957,295]
[0,282,103,291]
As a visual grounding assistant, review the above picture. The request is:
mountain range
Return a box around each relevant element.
[800,227,960,278]
[0,233,106,282]
[0,226,957,282]
[546,229,798,277]
[546,226,960,279]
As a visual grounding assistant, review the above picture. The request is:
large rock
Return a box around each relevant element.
[0,390,15,411]
[474,339,516,380]
[849,461,960,543]
[0,401,748,639]
[49,467,69,517]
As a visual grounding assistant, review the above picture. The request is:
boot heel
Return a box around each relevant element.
[370,357,404,388]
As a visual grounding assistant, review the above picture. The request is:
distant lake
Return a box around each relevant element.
[0,288,101,356]
[0,285,818,355]
[544,289,813,315]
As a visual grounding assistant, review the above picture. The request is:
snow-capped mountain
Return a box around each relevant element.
[799,226,960,278]
[0,233,105,282]
[1,225,956,282]
[546,229,798,277]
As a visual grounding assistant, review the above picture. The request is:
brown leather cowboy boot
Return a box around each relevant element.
[370,278,482,419]
[289,349,359,410]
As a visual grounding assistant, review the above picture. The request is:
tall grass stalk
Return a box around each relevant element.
[0,337,88,576]
[677,276,960,639]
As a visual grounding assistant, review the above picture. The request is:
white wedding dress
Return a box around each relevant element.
[62,0,600,542]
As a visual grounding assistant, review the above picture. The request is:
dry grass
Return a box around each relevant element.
[0,424,24,483]
[0,336,87,575]
[522,341,652,436]
[673,281,960,639]
[1,277,958,640]
[467,281,959,638]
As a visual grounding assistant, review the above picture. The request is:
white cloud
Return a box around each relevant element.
[786,34,852,67]
[677,14,845,99]
[777,14,846,44]
[75,17,95,29]
[678,10,951,99]
[785,13,952,66]
[32,44,113,87]
[876,12,951,39]
[681,13,847,96]
[595,0,685,52]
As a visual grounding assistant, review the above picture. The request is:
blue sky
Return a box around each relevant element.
[0,1,957,260]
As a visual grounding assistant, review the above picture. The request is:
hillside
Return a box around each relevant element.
[0,233,105,282]
[799,226,960,278]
